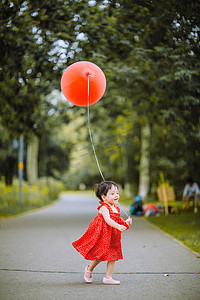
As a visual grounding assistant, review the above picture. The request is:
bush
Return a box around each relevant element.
[0,177,65,217]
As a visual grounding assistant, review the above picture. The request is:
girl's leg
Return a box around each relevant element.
[85,259,101,278]
[103,260,120,284]
[105,260,115,278]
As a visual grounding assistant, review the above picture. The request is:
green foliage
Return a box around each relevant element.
[66,0,200,194]
[0,0,77,137]
[0,0,199,196]
[38,123,73,179]
[0,177,65,217]
[150,121,200,199]
[0,124,18,185]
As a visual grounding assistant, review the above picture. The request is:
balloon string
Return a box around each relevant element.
[87,76,129,217]
[117,203,129,217]
[87,76,128,217]
[87,75,105,181]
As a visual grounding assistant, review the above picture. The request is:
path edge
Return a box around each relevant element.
[143,216,200,257]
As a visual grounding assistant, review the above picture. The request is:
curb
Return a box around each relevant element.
[144,216,200,257]
[0,198,58,220]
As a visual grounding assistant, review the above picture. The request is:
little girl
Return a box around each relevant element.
[72,181,132,285]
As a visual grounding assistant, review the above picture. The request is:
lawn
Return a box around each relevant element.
[146,212,200,254]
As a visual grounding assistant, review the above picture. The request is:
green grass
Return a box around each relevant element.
[147,213,200,254]
[119,196,200,255]
[0,199,58,218]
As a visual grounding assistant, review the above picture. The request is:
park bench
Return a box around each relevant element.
[156,172,179,216]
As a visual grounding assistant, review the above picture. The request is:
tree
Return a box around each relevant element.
[1,0,199,194]
[27,135,39,185]
[0,0,80,183]
[0,124,18,185]
[64,0,200,195]
[0,0,79,137]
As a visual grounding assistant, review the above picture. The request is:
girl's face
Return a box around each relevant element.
[102,185,119,205]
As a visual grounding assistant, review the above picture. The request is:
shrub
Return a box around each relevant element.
[0,177,65,217]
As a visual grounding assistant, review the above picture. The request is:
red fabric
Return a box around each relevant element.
[72,201,129,261]
[143,203,157,213]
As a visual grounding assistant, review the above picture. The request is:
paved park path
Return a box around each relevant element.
[0,193,199,300]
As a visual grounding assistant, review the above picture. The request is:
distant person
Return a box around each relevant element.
[182,178,200,213]
[130,195,143,216]
[143,203,162,216]
[72,181,132,285]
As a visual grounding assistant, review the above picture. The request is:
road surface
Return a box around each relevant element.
[0,193,199,299]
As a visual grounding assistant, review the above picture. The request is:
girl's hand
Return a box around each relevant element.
[118,225,127,232]
[126,217,132,225]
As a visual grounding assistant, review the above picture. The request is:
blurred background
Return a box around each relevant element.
[0,0,199,214]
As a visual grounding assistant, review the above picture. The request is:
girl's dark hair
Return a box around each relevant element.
[94,181,119,201]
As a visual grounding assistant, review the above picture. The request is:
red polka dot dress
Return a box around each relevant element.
[72,201,129,261]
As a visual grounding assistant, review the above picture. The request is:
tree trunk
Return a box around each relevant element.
[27,135,39,185]
[138,122,151,201]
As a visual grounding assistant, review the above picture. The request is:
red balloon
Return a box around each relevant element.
[61,61,106,106]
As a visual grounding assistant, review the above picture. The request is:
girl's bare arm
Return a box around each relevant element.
[99,206,126,232]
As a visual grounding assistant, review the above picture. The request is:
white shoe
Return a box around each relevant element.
[84,266,92,283]
[103,277,120,285]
